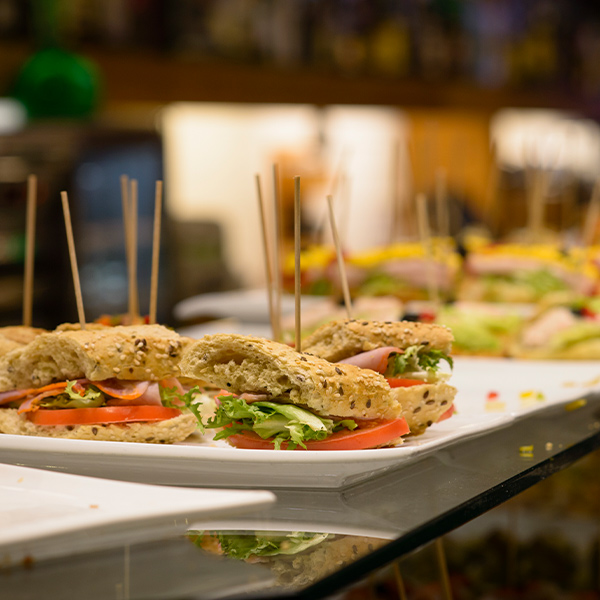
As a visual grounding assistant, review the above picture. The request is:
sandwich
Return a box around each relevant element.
[349,239,461,302]
[0,324,199,443]
[458,239,597,304]
[432,301,532,357]
[302,319,456,435]
[511,295,600,359]
[0,325,46,356]
[179,334,410,450]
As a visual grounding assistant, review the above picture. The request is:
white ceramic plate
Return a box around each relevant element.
[0,463,275,564]
[0,359,597,490]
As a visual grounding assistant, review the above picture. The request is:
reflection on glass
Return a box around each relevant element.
[188,530,388,588]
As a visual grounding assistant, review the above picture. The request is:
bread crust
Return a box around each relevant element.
[393,381,456,435]
[0,326,47,357]
[302,319,454,362]
[180,334,404,421]
[0,325,191,392]
[0,408,197,443]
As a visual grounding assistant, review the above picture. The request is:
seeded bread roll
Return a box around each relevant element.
[0,336,21,356]
[0,326,47,345]
[180,334,403,421]
[0,408,197,443]
[392,382,455,435]
[0,325,191,391]
[303,320,454,362]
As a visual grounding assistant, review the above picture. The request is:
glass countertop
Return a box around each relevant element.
[2,392,599,600]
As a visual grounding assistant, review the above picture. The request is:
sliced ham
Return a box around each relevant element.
[239,392,270,403]
[521,307,578,348]
[106,383,163,406]
[337,346,402,374]
[93,379,150,400]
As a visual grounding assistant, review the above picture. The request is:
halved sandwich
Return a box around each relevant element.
[458,239,597,303]
[0,325,199,443]
[511,295,600,359]
[0,325,46,357]
[179,334,410,450]
[302,320,456,435]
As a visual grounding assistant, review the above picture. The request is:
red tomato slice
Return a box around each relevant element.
[386,378,424,388]
[436,404,455,422]
[26,406,182,426]
[225,418,410,451]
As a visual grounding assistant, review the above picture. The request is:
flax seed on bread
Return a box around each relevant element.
[0,325,191,392]
[391,382,455,435]
[180,334,404,421]
[0,408,197,443]
[302,319,454,362]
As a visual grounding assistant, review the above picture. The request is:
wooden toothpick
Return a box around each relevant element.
[272,164,283,342]
[327,195,352,319]
[435,167,450,238]
[149,180,163,324]
[23,174,37,327]
[294,176,302,352]
[416,193,440,307]
[61,192,86,329]
[128,178,139,320]
[583,177,600,246]
[255,173,278,342]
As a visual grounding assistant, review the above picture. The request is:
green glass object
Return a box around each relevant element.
[12,47,100,119]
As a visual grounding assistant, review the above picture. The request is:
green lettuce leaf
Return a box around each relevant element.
[208,395,356,450]
[388,344,453,378]
[160,384,205,433]
[190,531,331,560]
[39,381,104,409]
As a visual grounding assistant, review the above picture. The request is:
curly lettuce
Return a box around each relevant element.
[208,395,356,450]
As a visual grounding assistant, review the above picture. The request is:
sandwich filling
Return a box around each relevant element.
[0,377,191,426]
[338,343,453,384]
[171,390,409,450]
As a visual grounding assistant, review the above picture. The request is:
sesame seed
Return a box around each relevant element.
[113,367,121,373]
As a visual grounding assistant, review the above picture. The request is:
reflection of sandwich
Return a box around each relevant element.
[0,325,199,443]
[190,530,387,588]
[180,334,410,450]
[303,320,456,435]
[511,296,600,359]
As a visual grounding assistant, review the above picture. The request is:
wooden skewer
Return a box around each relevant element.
[61,192,86,330]
[255,173,279,342]
[120,174,132,319]
[23,174,37,327]
[149,180,163,325]
[583,177,600,247]
[416,193,440,306]
[327,195,352,319]
[129,178,139,319]
[434,538,453,600]
[435,167,450,238]
[294,176,302,352]
[390,139,401,243]
[272,164,283,342]
[392,561,408,600]
[527,167,546,243]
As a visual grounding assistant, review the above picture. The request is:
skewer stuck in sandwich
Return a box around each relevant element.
[179,334,410,450]
[0,325,199,443]
[302,319,457,435]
